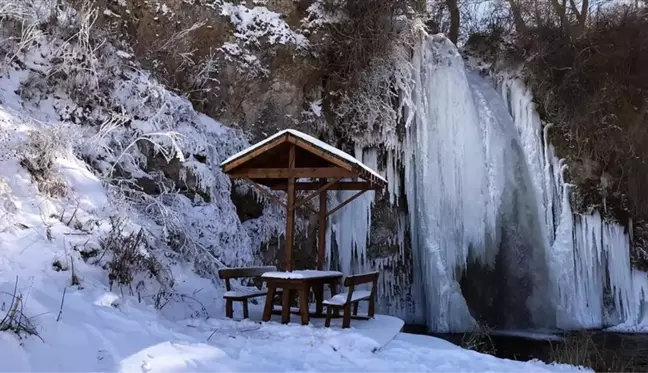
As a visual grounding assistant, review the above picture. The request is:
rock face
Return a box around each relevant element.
[89,0,413,278]
[97,0,325,143]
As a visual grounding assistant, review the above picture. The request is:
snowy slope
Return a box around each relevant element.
[0,100,588,372]
[0,5,587,372]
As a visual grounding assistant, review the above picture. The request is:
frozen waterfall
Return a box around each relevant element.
[401,34,555,332]
[325,32,648,332]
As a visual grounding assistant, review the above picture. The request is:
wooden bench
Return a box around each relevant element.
[218,266,280,319]
[323,271,378,329]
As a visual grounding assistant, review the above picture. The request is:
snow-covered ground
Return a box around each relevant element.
[0,3,589,371]
[0,218,586,373]
[0,90,588,372]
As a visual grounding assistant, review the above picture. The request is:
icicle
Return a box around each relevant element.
[326,147,376,276]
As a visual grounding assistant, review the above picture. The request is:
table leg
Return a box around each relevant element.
[281,287,291,324]
[263,283,276,322]
[299,285,310,325]
[314,282,324,317]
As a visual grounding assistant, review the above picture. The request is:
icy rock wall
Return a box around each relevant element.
[399,34,556,332]
[323,31,648,332]
[502,73,648,330]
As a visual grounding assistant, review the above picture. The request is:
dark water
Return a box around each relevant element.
[403,324,648,371]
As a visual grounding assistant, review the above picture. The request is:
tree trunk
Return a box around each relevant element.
[507,0,529,35]
[446,0,460,44]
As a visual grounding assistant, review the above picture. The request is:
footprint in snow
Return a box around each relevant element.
[140,360,151,373]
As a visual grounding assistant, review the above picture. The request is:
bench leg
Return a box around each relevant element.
[325,305,333,327]
[368,298,375,318]
[226,299,233,319]
[342,304,351,329]
[242,299,249,319]
[314,283,324,317]
[353,302,359,316]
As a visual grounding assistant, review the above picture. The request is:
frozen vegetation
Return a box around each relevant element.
[0,0,644,371]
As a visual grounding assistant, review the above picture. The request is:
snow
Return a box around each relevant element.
[219,2,308,48]
[262,270,342,279]
[323,290,372,306]
[0,67,585,373]
[115,50,132,59]
[220,129,387,183]
[310,100,322,117]
[0,4,589,373]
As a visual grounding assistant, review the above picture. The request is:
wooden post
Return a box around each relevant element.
[317,178,327,270]
[285,144,296,272]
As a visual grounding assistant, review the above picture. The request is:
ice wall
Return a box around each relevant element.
[325,31,648,332]
[502,74,648,330]
[398,34,559,331]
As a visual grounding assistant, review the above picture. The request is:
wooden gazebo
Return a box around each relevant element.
[221,129,387,271]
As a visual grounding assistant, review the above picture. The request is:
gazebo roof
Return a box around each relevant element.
[221,129,387,271]
[221,129,386,189]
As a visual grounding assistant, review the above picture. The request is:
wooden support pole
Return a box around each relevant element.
[317,178,327,270]
[326,189,368,218]
[285,144,296,272]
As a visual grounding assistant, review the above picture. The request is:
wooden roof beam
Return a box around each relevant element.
[288,136,353,172]
[229,167,357,179]
[222,134,288,172]
[271,181,379,191]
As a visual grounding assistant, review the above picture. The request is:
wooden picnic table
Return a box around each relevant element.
[262,270,343,325]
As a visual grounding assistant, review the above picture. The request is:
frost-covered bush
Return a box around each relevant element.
[315,0,424,147]
[2,0,288,291]
[0,281,40,339]
[99,217,169,294]
[19,128,72,197]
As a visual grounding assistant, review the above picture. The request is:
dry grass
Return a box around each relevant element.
[549,331,639,372]
[19,130,69,198]
[460,322,497,355]
[0,277,42,340]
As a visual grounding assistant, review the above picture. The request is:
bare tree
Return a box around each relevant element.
[507,0,530,34]
[569,0,589,34]
[446,0,461,43]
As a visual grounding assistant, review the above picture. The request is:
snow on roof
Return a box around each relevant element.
[221,129,387,183]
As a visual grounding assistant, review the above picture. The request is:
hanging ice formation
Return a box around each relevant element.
[324,31,648,332]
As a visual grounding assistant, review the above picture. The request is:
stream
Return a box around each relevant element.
[403,324,648,371]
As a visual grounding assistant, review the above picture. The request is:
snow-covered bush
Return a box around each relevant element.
[99,217,170,295]
[315,0,424,147]
[0,279,39,339]
[19,128,71,197]
[0,1,283,295]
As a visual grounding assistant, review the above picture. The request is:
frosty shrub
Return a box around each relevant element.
[549,331,639,372]
[0,278,41,340]
[320,0,424,146]
[460,322,496,356]
[99,217,174,303]
[46,2,107,107]
[19,129,69,198]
